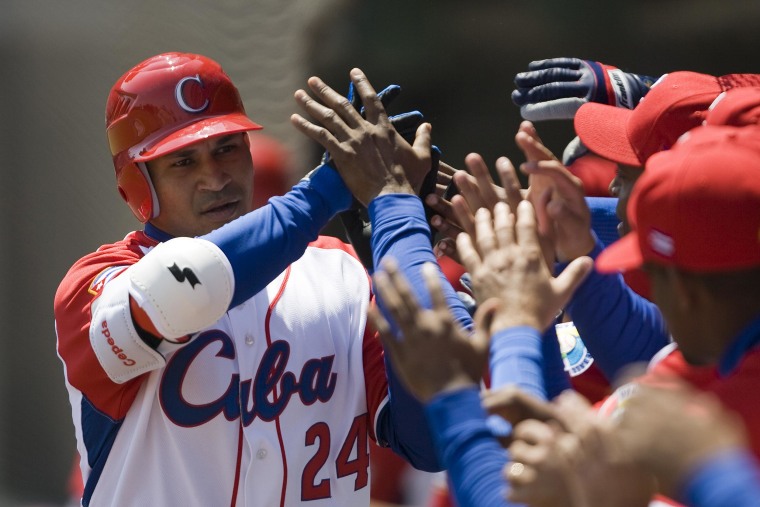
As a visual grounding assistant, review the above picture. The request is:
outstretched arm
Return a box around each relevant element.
[291,68,464,471]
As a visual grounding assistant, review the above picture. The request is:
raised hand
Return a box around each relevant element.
[291,68,431,206]
[367,259,489,401]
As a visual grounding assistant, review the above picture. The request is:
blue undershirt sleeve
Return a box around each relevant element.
[426,387,518,507]
[560,234,669,381]
[681,449,760,507]
[489,326,546,400]
[370,193,472,472]
[202,164,353,308]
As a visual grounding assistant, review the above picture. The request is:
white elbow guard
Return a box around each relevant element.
[128,237,235,339]
[90,273,166,383]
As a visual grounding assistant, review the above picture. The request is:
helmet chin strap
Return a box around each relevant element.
[137,162,160,219]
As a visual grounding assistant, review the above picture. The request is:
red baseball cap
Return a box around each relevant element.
[596,125,760,273]
[706,87,760,127]
[574,72,760,167]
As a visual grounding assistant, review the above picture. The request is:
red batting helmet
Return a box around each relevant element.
[106,52,262,222]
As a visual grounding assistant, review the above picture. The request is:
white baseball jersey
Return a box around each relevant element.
[55,232,389,507]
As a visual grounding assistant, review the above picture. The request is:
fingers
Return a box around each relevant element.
[412,123,432,159]
[429,212,464,242]
[438,161,458,178]
[532,186,554,239]
[421,262,447,312]
[290,111,341,153]
[349,68,389,127]
[453,169,485,215]
[375,259,419,327]
[456,232,481,275]
[517,82,589,104]
[517,120,541,142]
[367,303,392,341]
[376,83,401,110]
[492,201,514,251]
[481,385,557,425]
[514,200,541,254]
[369,303,425,402]
[464,153,502,210]
[474,207,497,256]
[304,76,364,130]
[390,111,425,142]
[434,237,460,262]
[526,57,584,71]
[514,66,582,88]
[451,194,476,238]
[495,157,523,214]
[521,160,585,203]
[507,419,556,487]
[367,304,403,365]
[515,123,557,163]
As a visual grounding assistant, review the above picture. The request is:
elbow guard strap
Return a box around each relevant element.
[128,237,235,339]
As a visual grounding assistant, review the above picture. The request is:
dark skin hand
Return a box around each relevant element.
[367,259,491,401]
[291,68,432,206]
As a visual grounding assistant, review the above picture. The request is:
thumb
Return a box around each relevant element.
[552,256,593,308]
[412,122,432,155]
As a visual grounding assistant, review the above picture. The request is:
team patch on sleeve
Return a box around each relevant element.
[89,266,129,296]
[555,321,594,377]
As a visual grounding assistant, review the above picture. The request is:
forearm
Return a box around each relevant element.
[369,193,472,471]
[369,194,472,330]
[490,326,547,401]
[426,388,515,507]
[562,235,669,380]
[203,164,352,307]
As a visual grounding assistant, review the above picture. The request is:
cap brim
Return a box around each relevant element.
[595,232,644,273]
[133,113,263,161]
[574,103,641,167]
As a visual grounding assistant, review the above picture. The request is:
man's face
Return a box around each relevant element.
[609,164,645,237]
[146,133,254,237]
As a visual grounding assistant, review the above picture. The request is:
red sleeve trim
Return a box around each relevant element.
[54,233,149,419]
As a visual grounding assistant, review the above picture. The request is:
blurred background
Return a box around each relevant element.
[2,0,759,504]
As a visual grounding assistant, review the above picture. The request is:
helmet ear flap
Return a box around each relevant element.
[117,162,154,223]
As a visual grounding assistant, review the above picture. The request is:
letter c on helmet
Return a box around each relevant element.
[175,74,209,113]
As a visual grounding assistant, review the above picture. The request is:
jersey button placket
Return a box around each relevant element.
[256,448,267,460]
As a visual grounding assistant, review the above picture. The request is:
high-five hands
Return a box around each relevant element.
[291,68,431,206]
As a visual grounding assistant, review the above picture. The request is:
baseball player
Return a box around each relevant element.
[54,53,461,506]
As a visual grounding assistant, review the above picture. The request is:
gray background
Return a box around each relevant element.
[2,0,759,504]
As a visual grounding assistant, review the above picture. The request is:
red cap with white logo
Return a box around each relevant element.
[596,125,760,273]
